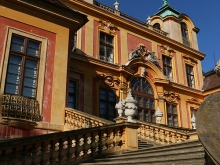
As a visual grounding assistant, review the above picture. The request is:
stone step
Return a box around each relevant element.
[124,139,202,154]
[106,145,204,159]
[80,153,205,165]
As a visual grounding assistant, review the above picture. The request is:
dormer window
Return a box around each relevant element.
[153,23,161,30]
[181,22,190,47]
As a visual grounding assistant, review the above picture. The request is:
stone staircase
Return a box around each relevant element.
[80,140,207,165]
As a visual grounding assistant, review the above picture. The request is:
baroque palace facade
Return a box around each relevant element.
[0,0,206,139]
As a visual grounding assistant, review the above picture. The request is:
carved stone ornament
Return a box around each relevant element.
[214,60,220,77]
[186,97,200,109]
[140,67,146,77]
[98,20,118,34]
[97,73,120,87]
[182,54,198,65]
[164,91,180,103]
[128,44,160,68]
[145,50,160,67]
[160,45,174,57]
[128,44,147,60]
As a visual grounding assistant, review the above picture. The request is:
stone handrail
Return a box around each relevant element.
[0,122,139,165]
[64,108,114,130]
[117,117,198,145]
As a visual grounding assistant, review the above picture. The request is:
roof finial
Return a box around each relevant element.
[114,0,120,11]
[163,0,169,6]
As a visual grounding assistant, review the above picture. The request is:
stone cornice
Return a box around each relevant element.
[71,53,134,76]
[5,0,88,29]
[61,0,205,60]
[170,82,203,95]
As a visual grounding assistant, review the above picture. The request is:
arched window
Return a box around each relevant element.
[130,77,155,122]
[153,23,161,30]
[181,22,190,46]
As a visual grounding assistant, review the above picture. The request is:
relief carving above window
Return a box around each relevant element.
[98,20,119,35]
[97,73,120,88]
[182,54,198,65]
[160,45,175,58]
[163,91,180,103]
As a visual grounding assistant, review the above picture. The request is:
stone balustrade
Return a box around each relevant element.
[64,108,114,130]
[0,122,139,165]
[116,117,198,145]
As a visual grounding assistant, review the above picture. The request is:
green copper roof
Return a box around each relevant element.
[154,0,180,18]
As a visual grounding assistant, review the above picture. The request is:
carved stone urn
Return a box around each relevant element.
[190,113,196,129]
[155,107,163,124]
[124,89,137,123]
[115,99,125,117]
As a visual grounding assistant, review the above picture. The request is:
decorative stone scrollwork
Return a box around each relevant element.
[182,54,198,65]
[79,138,84,146]
[102,133,108,141]
[128,44,147,60]
[72,139,76,147]
[79,151,84,157]
[87,149,92,155]
[145,51,160,67]
[163,91,180,103]
[63,141,68,149]
[95,135,99,142]
[55,143,59,151]
[98,20,119,35]
[160,45,175,57]
[87,137,92,144]
[97,73,120,88]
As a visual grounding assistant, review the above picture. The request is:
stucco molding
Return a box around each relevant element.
[182,54,198,66]
[163,91,180,103]
[97,73,120,88]
[98,19,119,35]
[160,44,175,58]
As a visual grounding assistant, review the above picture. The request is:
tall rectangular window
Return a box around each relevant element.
[5,34,41,98]
[99,32,114,63]
[167,103,178,127]
[68,81,77,109]
[162,55,172,80]
[99,88,116,121]
[186,64,195,88]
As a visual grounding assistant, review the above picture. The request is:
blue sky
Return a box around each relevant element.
[98,0,220,72]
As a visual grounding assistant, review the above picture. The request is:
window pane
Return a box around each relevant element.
[6,74,20,84]
[100,32,105,43]
[27,48,39,56]
[11,36,24,52]
[100,45,105,60]
[144,98,149,108]
[108,104,114,111]
[168,115,172,126]
[138,109,142,120]
[5,83,19,94]
[25,59,38,68]
[68,103,74,108]
[24,68,37,78]
[137,97,142,107]
[28,40,40,49]
[144,111,149,122]
[106,35,113,45]
[8,64,21,75]
[167,103,171,113]
[172,106,177,114]
[100,102,107,109]
[22,87,35,98]
[11,44,24,52]
[23,78,37,88]
[151,112,155,123]
[69,87,75,93]
[9,55,22,65]
[150,100,154,109]
[173,116,178,126]
[69,81,76,88]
